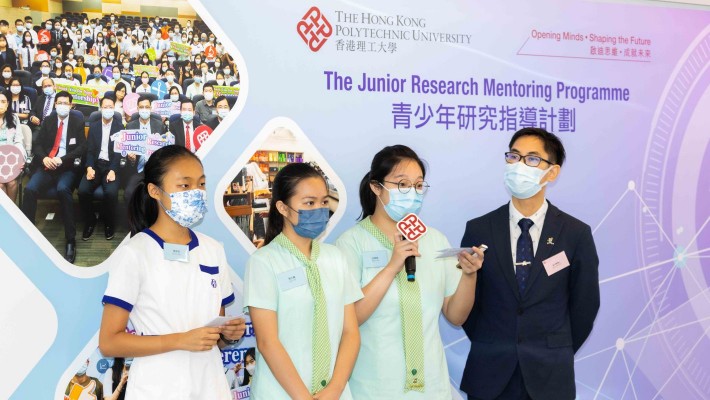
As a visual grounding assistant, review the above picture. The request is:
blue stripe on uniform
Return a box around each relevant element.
[222,292,235,307]
[102,295,133,312]
[200,264,219,275]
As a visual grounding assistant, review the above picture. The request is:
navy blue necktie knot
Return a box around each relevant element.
[518,218,534,233]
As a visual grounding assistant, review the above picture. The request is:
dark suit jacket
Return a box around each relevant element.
[168,119,203,149]
[85,118,124,172]
[204,115,220,131]
[32,112,86,171]
[30,94,55,123]
[124,117,165,174]
[460,202,600,400]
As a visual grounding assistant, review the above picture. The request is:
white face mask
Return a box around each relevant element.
[170,94,179,102]
[245,363,255,375]
[10,86,21,95]
[2,72,11,79]
[203,92,213,101]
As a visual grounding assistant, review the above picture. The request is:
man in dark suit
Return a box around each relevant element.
[122,94,165,204]
[22,91,86,263]
[459,128,600,400]
[29,77,56,139]
[204,95,230,131]
[168,98,202,152]
[78,96,123,242]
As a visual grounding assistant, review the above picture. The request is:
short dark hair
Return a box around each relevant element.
[203,83,214,91]
[180,98,194,109]
[100,96,115,107]
[508,127,566,167]
[137,94,153,108]
[55,90,73,103]
[214,95,228,107]
[0,20,8,27]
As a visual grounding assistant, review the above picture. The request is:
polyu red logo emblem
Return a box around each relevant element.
[297,6,333,52]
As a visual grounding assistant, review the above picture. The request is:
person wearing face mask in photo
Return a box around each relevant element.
[65,359,104,399]
[110,66,132,94]
[99,145,246,400]
[120,58,132,75]
[78,96,122,242]
[3,19,21,52]
[163,68,183,94]
[167,86,181,105]
[181,63,194,83]
[8,78,31,125]
[169,99,203,153]
[225,348,257,389]
[458,128,600,400]
[122,95,165,204]
[0,34,18,70]
[195,83,216,122]
[184,70,203,100]
[335,145,482,399]
[52,56,64,77]
[19,30,37,71]
[244,162,362,400]
[22,91,86,263]
[214,71,226,87]
[135,71,152,94]
[93,33,108,57]
[64,50,77,67]
[204,96,230,131]
[0,64,13,90]
[0,90,25,203]
[74,56,88,83]
[59,28,74,58]
[32,61,57,89]
[129,36,144,61]
[86,65,110,88]
[56,63,80,86]
[29,78,57,131]
[23,16,38,45]
[223,64,238,86]
[78,29,93,57]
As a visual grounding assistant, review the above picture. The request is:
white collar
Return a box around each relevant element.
[509,199,548,229]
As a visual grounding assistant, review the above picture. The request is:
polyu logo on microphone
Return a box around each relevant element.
[397,213,428,242]
[297,6,333,52]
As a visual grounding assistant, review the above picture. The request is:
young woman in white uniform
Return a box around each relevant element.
[99,145,247,399]
[335,145,485,399]
[244,163,362,400]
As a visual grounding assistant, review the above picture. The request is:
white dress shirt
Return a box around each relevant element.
[509,199,548,272]
[99,119,112,161]
[56,115,69,158]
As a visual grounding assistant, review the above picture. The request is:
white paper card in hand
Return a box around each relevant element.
[205,315,244,328]
[436,248,474,259]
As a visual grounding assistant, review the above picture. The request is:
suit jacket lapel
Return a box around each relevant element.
[491,204,521,301]
[523,202,565,298]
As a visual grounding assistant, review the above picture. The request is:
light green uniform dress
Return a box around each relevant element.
[244,238,364,400]
[336,220,462,399]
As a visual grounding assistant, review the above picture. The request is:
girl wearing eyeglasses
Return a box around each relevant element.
[335,145,484,399]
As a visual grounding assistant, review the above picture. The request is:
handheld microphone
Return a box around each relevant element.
[396,213,428,283]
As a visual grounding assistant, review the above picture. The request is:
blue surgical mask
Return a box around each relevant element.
[56,104,70,118]
[43,87,54,96]
[181,111,193,122]
[101,109,114,120]
[138,109,151,120]
[158,188,207,228]
[504,162,552,199]
[288,206,329,239]
[378,184,423,221]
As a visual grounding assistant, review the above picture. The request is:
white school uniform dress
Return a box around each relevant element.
[335,221,462,399]
[243,239,363,400]
[102,228,235,400]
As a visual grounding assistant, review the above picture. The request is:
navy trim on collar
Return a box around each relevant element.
[143,228,199,250]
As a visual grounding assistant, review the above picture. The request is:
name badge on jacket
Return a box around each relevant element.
[362,250,389,269]
[277,268,307,291]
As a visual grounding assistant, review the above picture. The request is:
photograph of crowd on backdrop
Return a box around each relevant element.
[0,7,241,266]
[222,127,340,249]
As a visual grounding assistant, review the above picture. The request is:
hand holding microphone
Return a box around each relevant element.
[387,234,420,275]
[396,213,428,282]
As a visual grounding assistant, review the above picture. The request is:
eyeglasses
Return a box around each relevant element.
[381,179,430,195]
[504,152,554,167]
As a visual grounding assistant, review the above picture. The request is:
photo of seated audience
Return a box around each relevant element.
[0,4,242,266]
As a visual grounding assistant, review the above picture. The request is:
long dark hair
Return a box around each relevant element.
[264,162,325,245]
[358,145,427,220]
[111,357,126,400]
[242,347,255,386]
[128,145,202,236]
[0,91,17,130]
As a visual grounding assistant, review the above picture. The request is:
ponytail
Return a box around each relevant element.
[128,180,157,236]
[358,145,427,221]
